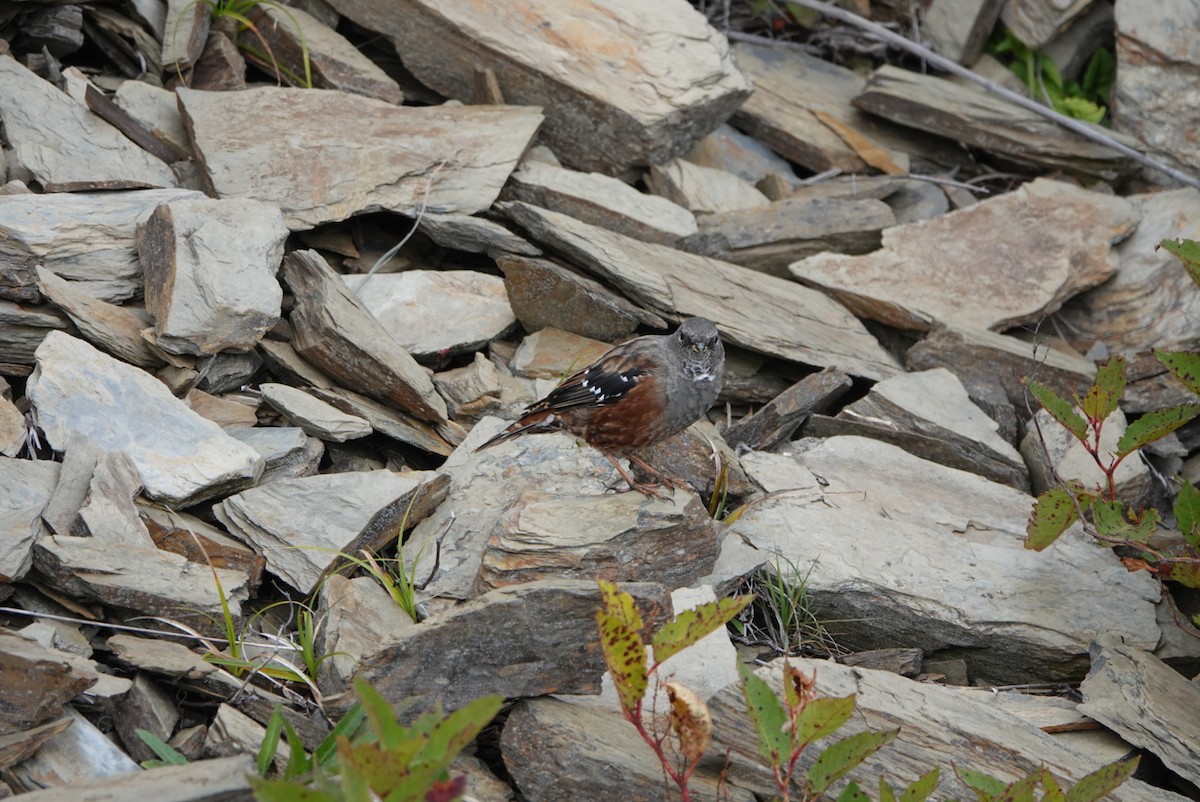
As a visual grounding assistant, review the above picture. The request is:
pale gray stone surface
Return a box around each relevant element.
[0,55,176,191]
[140,197,288,355]
[0,458,59,582]
[316,573,414,695]
[645,158,770,215]
[112,80,190,154]
[259,383,371,442]
[27,332,264,507]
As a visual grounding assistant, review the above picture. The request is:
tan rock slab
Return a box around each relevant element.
[13,755,254,802]
[924,0,1005,64]
[790,178,1136,331]
[178,86,543,229]
[0,458,58,582]
[316,574,414,695]
[0,630,94,734]
[645,158,770,215]
[35,268,162,370]
[1003,0,1094,47]
[504,202,902,381]
[325,0,750,173]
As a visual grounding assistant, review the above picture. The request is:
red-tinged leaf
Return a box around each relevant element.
[1159,238,1200,288]
[664,682,712,764]
[899,768,941,802]
[1174,481,1200,548]
[807,728,898,796]
[1080,356,1125,422]
[596,609,647,716]
[1160,559,1200,588]
[1091,500,1159,543]
[1156,351,1200,396]
[1064,756,1140,802]
[1026,485,1093,550]
[783,663,817,711]
[598,579,643,631]
[738,663,789,768]
[1119,556,1153,572]
[793,695,856,746]
[837,781,872,802]
[651,595,753,664]
[1026,380,1088,441]
[424,774,467,802]
[1116,404,1200,457]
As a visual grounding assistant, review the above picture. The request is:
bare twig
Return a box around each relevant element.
[732,1,1200,190]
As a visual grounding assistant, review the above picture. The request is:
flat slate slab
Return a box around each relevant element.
[323,0,751,173]
[177,86,544,229]
[27,332,264,507]
[790,178,1136,331]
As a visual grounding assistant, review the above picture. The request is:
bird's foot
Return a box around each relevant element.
[627,454,693,491]
[605,454,675,502]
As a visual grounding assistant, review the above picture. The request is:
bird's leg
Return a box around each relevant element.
[627,453,692,490]
[605,454,671,500]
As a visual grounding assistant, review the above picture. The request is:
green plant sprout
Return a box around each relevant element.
[1024,238,1200,602]
[733,554,841,658]
[988,28,1114,124]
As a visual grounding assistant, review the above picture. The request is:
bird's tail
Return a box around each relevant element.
[473,410,564,452]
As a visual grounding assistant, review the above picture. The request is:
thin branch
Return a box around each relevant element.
[735,1,1200,190]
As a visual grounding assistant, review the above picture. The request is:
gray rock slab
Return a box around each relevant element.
[13,755,254,802]
[791,178,1136,332]
[0,458,59,582]
[178,87,543,229]
[259,383,371,442]
[0,395,23,457]
[924,0,1005,64]
[730,438,1160,682]
[1003,0,1094,47]
[345,270,515,360]
[710,658,1184,802]
[112,80,190,155]
[417,212,542,258]
[502,202,902,381]
[213,469,444,595]
[722,367,854,453]
[0,301,69,369]
[0,56,176,191]
[326,0,750,174]
[0,188,204,304]
[353,579,671,716]
[644,158,770,215]
[504,159,697,244]
[5,707,138,792]
[35,268,162,370]
[830,367,1028,489]
[33,535,251,627]
[0,630,94,734]
[308,387,460,456]
[1080,636,1200,787]
[316,573,414,695]
[75,450,155,547]
[27,332,264,507]
[684,123,804,189]
[139,197,288,355]
[283,250,450,428]
[1057,188,1200,355]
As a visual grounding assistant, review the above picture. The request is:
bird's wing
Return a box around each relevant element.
[529,341,653,413]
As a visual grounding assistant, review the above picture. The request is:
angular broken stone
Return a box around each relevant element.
[0,395,23,456]
[316,573,414,695]
[139,197,288,355]
[0,629,94,734]
[497,255,667,342]
[353,579,671,716]
[685,122,803,189]
[0,458,58,582]
[283,250,450,427]
[417,212,542,258]
[213,469,446,594]
[1002,0,1092,47]
[503,202,902,381]
[242,4,402,103]
[203,704,289,771]
[112,672,179,763]
[178,87,543,228]
[12,754,254,801]
[259,383,371,442]
[308,387,460,456]
[791,179,1136,332]
[1080,635,1200,788]
[0,301,69,370]
[186,389,258,430]
[0,188,204,304]
[75,450,155,547]
[854,66,1138,180]
[819,367,1028,490]
[346,270,515,361]
[328,0,750,173]
[645,158,770,215]
[683,195,896,278]
[923,0,1005,64]
[477,490,719,592]
[508,327,613,380]
[27,332,264,507]
[140,505,266,589]
[228,426,323,484]
[730,438,1160,682]
[112,80,190,156]
[503,160,697,245]
[35,268,162,370]
[33,535,251,629]
[0,55,176,191]
[6,706,139,793]
[723,367,854,453]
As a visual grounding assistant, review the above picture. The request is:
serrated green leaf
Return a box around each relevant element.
[1161,559,1200,588]
[598,579,644,631]
[738,663,790,767]
[1175,481,1200,547]
[880,777,898,802]
[837,781,872,802]
[1080,357,1125,421]
[651,595,753,664]
[1064,756,1140,802]
[248,776,339,802]
[900,767,941,802]
[597,610,647,716]
[807,728,898,796]
[1116,405,1200,457]
[1026,381,1088,441]
[1092,500,1160,543]
[1160,238,1200,289]
[793,695,856,746]
[957,766,1008,798]
[1026,485,1094,550]
[419,694,503,769]
[1157,351,1200,396]
[996,769,1042,802]
[1041,768,1067,802]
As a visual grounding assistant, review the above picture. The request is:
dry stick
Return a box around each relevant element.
[726,3,1200,191]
